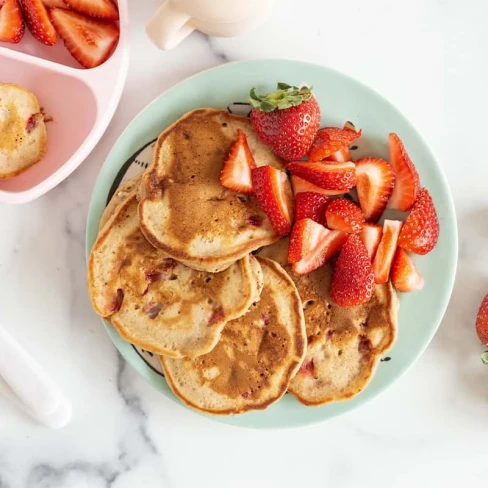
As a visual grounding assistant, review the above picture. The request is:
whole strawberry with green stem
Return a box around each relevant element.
[249,83,320,161]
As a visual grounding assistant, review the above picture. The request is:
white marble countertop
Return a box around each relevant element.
[0,0,486,486]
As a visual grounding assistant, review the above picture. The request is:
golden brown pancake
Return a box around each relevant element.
[88,192,264,358]
[257,238,398,406]
[138,109,285,273]
[160,257,306,415]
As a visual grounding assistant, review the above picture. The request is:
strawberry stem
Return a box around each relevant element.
[249,83,313,112]
[482,351,488,365]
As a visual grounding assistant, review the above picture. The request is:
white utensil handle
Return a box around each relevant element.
[0,325,64,417]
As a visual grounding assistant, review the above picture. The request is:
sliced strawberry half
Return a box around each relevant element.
[355,157,395,222]
[476,294,488,346]
[287,161,356,192]
[325,198,365,234]
[220,128,257,195]
[64,0,118,20]
[294,191,329,224]
[21,0,57,45]
[289,219,347,274]
[251,165,294,237]
[291,175,345,196]
[326,146,351,162]
[307,126,361,161]
[387,133,421,211]
[50,8,119,68]
[331,234,374,306]
[390,247,424,292]
[397,187,439,255]
[360,223,383,261]
[0,0,24,43]
[373,220,403,284]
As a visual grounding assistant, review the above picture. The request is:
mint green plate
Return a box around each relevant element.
[86,60,457,428]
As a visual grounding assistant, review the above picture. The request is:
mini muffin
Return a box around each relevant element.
[0,83,47,179]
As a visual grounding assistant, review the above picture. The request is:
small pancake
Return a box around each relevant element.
[0,83,47,179]
[257,239,398,406]
[161,257,306,415]
[88,192,264,358]
[138,109,285,273]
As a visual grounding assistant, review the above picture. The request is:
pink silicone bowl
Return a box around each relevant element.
[0,1,130,204]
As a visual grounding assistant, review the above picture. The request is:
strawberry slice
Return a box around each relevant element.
[325,198,365,234]
[50,8,119,68]
[220,129,257,195]
[294,192,328,224]
[287,161,356,192]
[331,234,374,306]
[0,0,24,43]
[387,133,421,211]
[372,220,403,284]
[476,294,488,346]
[42,0,65,6]
[288,219,347,274]
[21,0,57,45]
[398,188,439,255]
[307,126,361,161]
[360,223,382,261]
[251,165,294,237]
[64,0,118,20]
[355,157,395,222]
[291,175,345,196]
[390,248,424,292]
[326,146,351,162]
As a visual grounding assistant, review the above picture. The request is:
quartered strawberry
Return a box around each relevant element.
[294,192,329,224]
[307,126,361,161]
[287,161,356,192]
[398,187,439,255]
[476,294,488,346]
[390,247,424,292]
[291,175,345,196]
[325,198,365,234]
[373,220,403,284]
[331,234,374,307]
[360,223,383,261]
[250,83,320,161]
[22,0,57,45]
[64,0,118,20]
[387,133,421,211]
[220,128,257,195]
[0,0,24,43]
[251,165,294,236]
[289,219,347,274]
[50,8,119,68]
[326,146,351,162]
[355,157,395,222]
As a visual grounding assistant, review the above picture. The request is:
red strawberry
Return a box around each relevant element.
[0,0,24,43]
[390,247,424,292]
[307,126,361,161]
[287,161,356,192]
[331,234,374,306]
[355,157,395,222]
[387,133,421,211]
[398,188,439,255]
[291,175,345,196]
[476,294,488,346]
[325,198,365,234]
[360,223,382,260]
[50,8,119,68]
[249,83,320,161]
[326,146,351,162]
[373,220,403,284]
[251,165,294,236]
[64,0,118,20]
[220,129,257,195]
[21,0,57,45]
[294,192,329,224]
[288,219,347,274]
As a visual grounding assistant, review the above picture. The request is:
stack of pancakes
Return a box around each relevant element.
[88,109,398,415]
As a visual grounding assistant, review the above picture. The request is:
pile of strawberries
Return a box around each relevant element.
[0,0,119,68]
[220,83,440,307]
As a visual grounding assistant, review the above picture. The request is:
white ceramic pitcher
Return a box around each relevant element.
[146,0,276,50]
